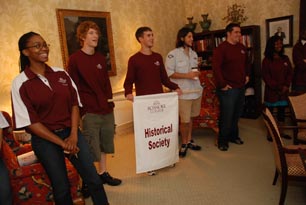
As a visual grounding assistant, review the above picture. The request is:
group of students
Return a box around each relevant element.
[0,21,203,205]
[1,19,305,205]
[0,22,248,205]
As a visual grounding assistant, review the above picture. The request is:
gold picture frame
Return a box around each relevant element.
[56,9,116,76]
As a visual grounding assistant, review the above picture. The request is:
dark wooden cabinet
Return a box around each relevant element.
[193,25,262,120]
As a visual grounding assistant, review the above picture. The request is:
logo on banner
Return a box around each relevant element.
[147,101,166,113]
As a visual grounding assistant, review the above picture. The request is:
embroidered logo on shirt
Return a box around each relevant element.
[97,64,102,69]
[241,50,245,54]
[154,61,160,66]
[168,54,174,59]
[58,77,68,86]
[284,62,288,66]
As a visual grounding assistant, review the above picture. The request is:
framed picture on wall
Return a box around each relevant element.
[265,15,293,47]
[56,9,116,76]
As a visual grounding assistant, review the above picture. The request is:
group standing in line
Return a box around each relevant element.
[3,20,305,204]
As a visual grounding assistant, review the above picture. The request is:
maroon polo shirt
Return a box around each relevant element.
[262,56,293,102]
[11,66,80,131]
[292,42,306,87]
[68,50,114,116]
[124,51,179,96]
[212,41,250,89]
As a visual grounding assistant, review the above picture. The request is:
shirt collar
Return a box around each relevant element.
[24,65,53,79]
[179,46,192,55]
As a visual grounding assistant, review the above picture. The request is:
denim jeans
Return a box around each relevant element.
[0,157,12,205]
[31,128,109,205]
[217,88,245,145]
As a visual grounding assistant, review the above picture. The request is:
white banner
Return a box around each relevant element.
[133,92,179,173]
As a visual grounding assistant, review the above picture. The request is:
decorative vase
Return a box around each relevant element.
[185,17,197,32]
[199,14,211,31]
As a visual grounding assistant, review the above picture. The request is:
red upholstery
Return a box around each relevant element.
[193,70,219,133]
[0,111,84,205]
[1,111,32,155]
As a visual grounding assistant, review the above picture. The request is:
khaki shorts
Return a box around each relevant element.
[179,97,202,123]
[81,112,115,161]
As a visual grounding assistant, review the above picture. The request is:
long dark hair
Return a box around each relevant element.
[264,35,285,61]
[175,27,194,48]
[18,32,40,72]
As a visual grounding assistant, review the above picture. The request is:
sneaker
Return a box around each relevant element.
[218,142,229,151]
[187,139,202,150]
[80,183,90,198]
[179,144,188,157]
[229,137,244,145]
[100,172,122,186]
[147,170,157,176]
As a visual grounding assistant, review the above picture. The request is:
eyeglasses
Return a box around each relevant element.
[25,43,50,50]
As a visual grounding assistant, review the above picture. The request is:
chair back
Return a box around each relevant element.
[288,93,306,121]
[262,107,287,175]
[1,111,21,150]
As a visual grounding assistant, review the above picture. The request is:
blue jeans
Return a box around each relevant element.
[217,88,245,145]
[31,128,109,205]
[0,157,12,205]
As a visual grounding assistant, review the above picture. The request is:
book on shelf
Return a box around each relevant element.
[214,37,226,47]
[239,35,253,48]
[194,38,213,52]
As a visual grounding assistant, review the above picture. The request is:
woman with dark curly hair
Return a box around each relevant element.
[262,35,293,140]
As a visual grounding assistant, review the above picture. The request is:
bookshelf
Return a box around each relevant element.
[193,25,261,122]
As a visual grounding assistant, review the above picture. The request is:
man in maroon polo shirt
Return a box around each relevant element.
[212,23,250,151]
[124,26,181,100]
[292,29,306,93]
[124,26,181,175]
[68,21,121,194]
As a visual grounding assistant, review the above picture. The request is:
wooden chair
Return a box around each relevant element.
[0,111,84,205]
[288,93,306,144]
[262,107,306,205]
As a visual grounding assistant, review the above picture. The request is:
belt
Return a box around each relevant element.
[53,128,65,133]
